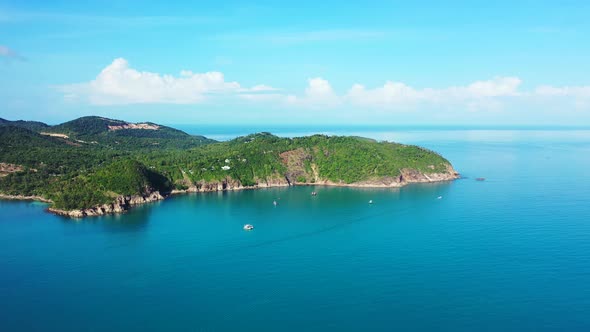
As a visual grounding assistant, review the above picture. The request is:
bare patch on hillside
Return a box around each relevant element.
[0,163,25,177]
[108,123,160,131]
[40,132,69,139]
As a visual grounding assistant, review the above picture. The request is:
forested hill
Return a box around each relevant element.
[0,118,50,132]
[0,116,214,149]
[0,116,459,215]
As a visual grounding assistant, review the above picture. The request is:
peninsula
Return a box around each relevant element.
[0,116,459,217]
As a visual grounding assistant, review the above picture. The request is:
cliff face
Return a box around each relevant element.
[171,176,290,194]
[279,148,459,187]
[293,165,459,188]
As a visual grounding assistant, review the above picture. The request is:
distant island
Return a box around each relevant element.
[0,116,459,217]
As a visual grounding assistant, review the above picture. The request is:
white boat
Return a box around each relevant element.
[243,224,254,230]
[273,200,278,206]
[437,196,443,199]
[369,200,373,204]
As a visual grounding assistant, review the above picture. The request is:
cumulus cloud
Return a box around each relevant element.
[282,77,340,108]
[0,45,26,61]
[58,58,590,112]
[238,78,339,106]
[346,76,522,109]
[463,77,522,97]
[60,58,276,105]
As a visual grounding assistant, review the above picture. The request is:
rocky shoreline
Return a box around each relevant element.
[47,191,165,218]
[1,168,459,218]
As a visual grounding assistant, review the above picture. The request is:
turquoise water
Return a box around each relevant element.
[2,129,590,331]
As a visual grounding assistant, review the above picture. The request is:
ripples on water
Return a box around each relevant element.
[1,128,590,331]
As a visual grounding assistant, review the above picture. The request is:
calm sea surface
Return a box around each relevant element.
[1,128,590,331]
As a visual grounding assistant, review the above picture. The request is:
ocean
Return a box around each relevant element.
[1,127,590,331]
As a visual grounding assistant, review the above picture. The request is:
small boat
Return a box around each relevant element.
[243,224,254,230]
[311,191,317,196]
[437,196,443,199]
[476,177,486,181]
[273,200,278,206]
[369,200,373,204]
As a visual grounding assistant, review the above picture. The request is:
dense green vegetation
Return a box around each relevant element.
[45,116,214,149]
[92,159,172,196]
[0,118,50,132]
[0,117,454,210]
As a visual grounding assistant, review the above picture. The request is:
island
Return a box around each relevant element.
[0,116,459,217]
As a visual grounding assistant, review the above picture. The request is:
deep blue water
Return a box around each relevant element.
[1,128,590,331]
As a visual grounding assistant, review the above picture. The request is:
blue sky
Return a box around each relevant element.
[1,0,589,125]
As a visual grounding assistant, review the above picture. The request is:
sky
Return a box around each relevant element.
[1,0,589,126]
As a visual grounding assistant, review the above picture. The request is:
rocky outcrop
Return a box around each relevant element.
[280,148,314,184]
[307,167,459,188]
[171,164,459,195]
[398,165,460,184]
[170,176,290,195]
[47,191,164,218]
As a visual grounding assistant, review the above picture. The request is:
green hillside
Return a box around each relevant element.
[0,117,457,212]
[1,116,214,150]
[0,118,50,132]
[46,116,214,149]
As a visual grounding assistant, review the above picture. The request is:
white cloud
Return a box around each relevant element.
[346,76,522,109]
[58,59,590,113]
[347,82,422,107]
[463,77,522,97]
[239,93,285,102]
[283,77,340,108]
[305,78,337,101]
[60,58,277,105]
[248,84,279,92]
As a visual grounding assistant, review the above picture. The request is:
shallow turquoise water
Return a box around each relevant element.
[1,129,590,331]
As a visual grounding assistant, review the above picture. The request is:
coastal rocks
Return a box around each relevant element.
[128,191,164,206]
[44,165,458,218]
[399,165,460,184]
[48,191,165,218]
[294,164,459,188]
[171,177,290,196]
